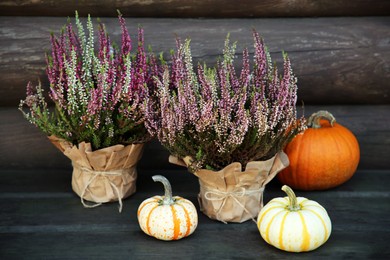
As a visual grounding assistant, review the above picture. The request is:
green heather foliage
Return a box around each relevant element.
[145,32,306,172]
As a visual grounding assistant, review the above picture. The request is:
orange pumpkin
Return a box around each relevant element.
[278,110,360,190]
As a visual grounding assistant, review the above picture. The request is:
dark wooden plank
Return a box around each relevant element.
[0,168,388,197]
[0,0,389,17]
[0,169,389,259]
[1,168,387,196]
[1,105,389,170]
[0,230,388,259]
[1,16,389,106]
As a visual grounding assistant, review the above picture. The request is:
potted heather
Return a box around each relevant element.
[19,12,160,212]
[145,32,305,223]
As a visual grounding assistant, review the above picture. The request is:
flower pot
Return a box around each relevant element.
[48,135,144,212]
[169,152,289,223]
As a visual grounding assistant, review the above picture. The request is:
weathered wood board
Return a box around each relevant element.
[0,0,389,17]
[0,168,389,259]
[0,17,389,106]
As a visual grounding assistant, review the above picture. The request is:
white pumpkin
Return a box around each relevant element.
[257,185,331,252]
[138,175,198,241]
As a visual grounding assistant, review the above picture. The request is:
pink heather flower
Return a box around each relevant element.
[119,13,132,56]
[195,65,215,132]
[133,27,146,95]
[26,81,35,97]
[240,48,250,88]
[253,30,267,90]
[67,23,80,54]
[98,22,111,62]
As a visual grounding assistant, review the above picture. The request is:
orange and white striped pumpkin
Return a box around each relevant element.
[257,185,331,252]
[138,175,198,241]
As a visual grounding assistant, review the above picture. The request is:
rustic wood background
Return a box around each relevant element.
[1,16,389,106]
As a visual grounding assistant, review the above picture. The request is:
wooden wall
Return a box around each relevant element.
[1,16,389,106]
[0,1,389,171]
[1,0,390,17]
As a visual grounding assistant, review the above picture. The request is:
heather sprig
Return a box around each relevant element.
[19,12,160,150]
[145,31,305,172]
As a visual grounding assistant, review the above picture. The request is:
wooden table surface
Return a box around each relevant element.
[1,105,390,259]
[0,167,389,259]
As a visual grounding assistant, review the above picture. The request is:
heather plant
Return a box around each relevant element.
[19,12,160,150]
[145,31,305,172]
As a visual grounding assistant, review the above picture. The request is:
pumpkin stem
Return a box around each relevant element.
[307,110,336,129]
[282,185,300,211]
[152,175,174,205]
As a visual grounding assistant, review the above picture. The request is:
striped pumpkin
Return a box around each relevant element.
[138,175,198,241]
[257,185,331,252]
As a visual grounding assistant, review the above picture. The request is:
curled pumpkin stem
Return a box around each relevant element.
[307,110,336,129]
[282,185,301,211]
[152,175,174,205]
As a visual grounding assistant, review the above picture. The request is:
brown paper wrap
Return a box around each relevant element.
[169,152,289,223]
[48,135,144,212]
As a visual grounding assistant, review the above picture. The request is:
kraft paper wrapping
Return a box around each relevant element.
[48,135,144,212]
[169,152,289,223]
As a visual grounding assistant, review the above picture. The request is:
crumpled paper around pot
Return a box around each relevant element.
[169,152,289,223]
[48,135,144,212]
